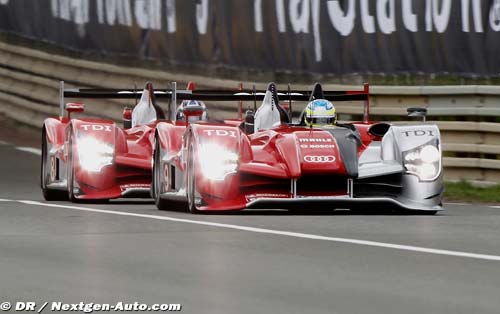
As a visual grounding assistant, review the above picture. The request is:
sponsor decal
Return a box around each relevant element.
[80,124,112,132]
[203,129,237,138]
[304,155,336,163]
[299,138,333,142]
[300,144,335,149]
[402,130,435,137]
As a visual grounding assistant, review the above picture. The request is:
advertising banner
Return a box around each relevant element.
[1,0,499,77]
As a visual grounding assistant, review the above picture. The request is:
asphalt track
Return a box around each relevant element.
[1,126,500,314]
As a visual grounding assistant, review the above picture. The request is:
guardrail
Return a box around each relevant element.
[0,41,499,183]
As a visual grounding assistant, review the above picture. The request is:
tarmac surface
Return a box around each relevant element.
[0,123,499,314]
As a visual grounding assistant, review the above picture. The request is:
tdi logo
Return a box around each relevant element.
[203,130,237,138]
[304,155,336,163]
[80,124,112,132]
[402,130,435,137]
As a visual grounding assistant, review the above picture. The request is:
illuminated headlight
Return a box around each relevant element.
[77,137,114,172]
[198,143,238,181]
[403,139,441,181]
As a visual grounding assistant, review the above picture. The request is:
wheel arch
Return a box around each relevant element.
[43,118,67,146]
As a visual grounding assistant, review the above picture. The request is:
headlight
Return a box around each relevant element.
[77,137,114,172]
[198,143,238,181]
[403,139,441,181]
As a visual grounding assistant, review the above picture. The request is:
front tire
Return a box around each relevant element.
[153,138,173,210]
[67,131,78,202]
[41,129,67,201]
[186,140,201,214]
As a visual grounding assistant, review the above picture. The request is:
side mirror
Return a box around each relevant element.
[244,109,255,134]
[65,103,84,119]
[123,107,132,129]
[407,107,427,122]
[368,122,391,138]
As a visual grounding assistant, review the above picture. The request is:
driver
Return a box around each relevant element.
[176,100,208,122]
[301,99,337,127]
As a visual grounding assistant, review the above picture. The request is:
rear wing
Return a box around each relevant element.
[60,81,371,122]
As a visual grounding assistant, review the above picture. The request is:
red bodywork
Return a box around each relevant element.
[44,117,156,199]
[155,120,379,211]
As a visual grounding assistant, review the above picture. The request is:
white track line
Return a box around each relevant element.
[16,147,41,155]
[0,198,499,262]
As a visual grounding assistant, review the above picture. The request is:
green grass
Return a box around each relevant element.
[444,181,500,203]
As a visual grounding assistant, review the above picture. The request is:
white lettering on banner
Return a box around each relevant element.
[402,0,418,32]
[100,0,133,26]
[289,0,310,33]
[254,0,263,32]
[377,0,396,34]
[97,0,104,23]
[45,0,500,63]
[196,0,209,34]
[276,0,287,32]
[490,0,500,31]
[311,0,321,61]
[51,0,89,24]
[462,0,471,31]
[203,130,237,138]
[426,0,452,33]
[327,0,356,36]
[135,0,161,30]
[80,125,112,132]
[360,0,376,33]
[165,0,176,33]
[53,0,178,31]
[471,0,484,32]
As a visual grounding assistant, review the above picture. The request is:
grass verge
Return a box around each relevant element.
[444,181,500,204]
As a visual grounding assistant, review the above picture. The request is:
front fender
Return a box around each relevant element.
[155,122,185,162]
[381,124,443,207]
[43,118,67,147]
[189,124,245,204]
[70,119,117,147]
[69,119,119,196]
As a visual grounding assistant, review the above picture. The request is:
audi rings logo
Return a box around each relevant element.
[304,155,336,163]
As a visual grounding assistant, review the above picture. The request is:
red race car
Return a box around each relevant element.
[41,82,172,201]
[152,83,443,214]
[40,81,252,202]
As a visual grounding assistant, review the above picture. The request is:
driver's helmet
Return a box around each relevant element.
[303,99,337,127]
[176,100,208,122]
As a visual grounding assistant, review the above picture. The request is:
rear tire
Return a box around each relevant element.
[41,129,67,201]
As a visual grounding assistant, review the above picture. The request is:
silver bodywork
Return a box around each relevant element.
[354,123,443,212]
